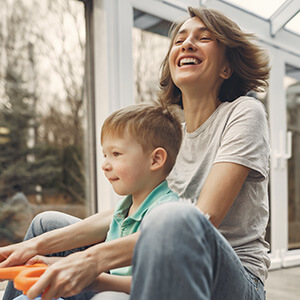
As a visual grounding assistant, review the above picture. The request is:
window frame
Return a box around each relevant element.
[89,0,300,269]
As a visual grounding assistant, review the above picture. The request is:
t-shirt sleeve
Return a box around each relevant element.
[214,99,270,181]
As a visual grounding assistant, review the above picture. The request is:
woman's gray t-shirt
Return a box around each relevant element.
[167,96,270,283]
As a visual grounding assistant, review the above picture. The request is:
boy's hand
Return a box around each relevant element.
[26,250,99,300]
[26,255,62,266]
[0,241,38,268]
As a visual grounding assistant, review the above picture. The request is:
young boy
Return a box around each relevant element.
[101,103,182,277]
[12,103,182,299]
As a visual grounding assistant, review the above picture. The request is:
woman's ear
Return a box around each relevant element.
[150,147,167,171]
[220,64,233,80]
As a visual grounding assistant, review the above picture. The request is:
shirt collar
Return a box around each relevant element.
[113,180,172,222]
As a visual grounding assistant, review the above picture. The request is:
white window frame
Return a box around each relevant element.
[90,0,300,269]
[270,50,300,269]
[91,0,189,210]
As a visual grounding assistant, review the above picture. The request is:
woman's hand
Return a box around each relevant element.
[26,250,99,300]
[0,240,38,268]
[26,233,139,300]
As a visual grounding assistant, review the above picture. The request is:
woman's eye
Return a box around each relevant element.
[175,39,183,45]
[113,152,121,157]
[200,37,211,41]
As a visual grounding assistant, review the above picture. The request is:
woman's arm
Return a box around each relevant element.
[196,162,250,228]
[26,232,139,300]
[0,210,113,268]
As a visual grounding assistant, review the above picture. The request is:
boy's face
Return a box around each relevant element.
[101,130,153,199]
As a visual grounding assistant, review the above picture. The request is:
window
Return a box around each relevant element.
[285,64,300,250]
[0,0,93,246]
[133,10,171,104]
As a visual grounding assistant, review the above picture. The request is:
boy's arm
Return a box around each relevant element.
[0,210,114,268]
[26,232,139,300]
[88,273,132,294]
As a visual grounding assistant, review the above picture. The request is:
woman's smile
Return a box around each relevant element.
[178,56,202,67]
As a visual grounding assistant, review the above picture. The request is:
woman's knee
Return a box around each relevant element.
[142,202,209,236]
[137,202,212,259]
[132,202,214,284]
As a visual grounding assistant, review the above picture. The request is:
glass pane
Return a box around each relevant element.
[222,0,286,19]
[285,12,300,36]
[285,64,300,250]
[133,10,172,104]
[0,0,91,246]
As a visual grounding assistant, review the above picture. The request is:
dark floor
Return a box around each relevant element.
[265,266,300,300]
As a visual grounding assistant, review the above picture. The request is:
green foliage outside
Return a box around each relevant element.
[0,0,86,205]
[0,80,85,203]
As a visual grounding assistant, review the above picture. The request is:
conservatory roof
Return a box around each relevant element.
[133,0,300,58]
[223,0,300,36]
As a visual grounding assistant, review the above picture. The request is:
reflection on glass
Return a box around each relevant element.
[286,64,300,250]
[0,0,89,246]
[133,10,171,104]
[132,27,167,103]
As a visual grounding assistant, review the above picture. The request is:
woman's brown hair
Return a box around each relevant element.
[159,7,270,108]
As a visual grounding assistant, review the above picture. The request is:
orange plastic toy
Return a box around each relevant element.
[0,263,47,295]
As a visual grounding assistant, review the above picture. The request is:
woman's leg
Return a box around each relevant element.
[130,202,265,300]
[3,211,93,300]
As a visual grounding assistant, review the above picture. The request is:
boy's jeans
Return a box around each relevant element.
[13,295,63,300]
[3,211,95,300]
[94,202,266,300]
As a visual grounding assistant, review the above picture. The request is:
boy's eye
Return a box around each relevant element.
[113,152,121,157]
[175,40,183,45]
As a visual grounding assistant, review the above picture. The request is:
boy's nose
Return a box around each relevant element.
[102,159,112,171]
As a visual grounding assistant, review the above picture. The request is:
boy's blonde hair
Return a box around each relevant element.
[101,103,182,175]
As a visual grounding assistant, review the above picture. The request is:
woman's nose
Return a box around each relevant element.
[182,37,196,51]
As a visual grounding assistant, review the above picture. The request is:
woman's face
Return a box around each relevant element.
[169,17,230,94]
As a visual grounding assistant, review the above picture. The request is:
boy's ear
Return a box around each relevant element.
[150,147,167,171]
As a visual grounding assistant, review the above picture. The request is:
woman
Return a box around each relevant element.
[1,6,270,300]
[93,6,270,300]
[127,6,270,299]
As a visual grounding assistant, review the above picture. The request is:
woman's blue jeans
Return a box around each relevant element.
[3,211,95,300]
[94,202,266,300]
